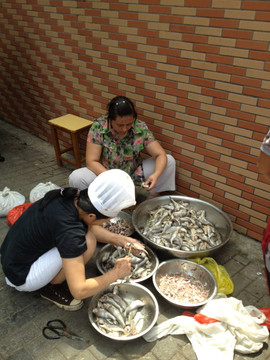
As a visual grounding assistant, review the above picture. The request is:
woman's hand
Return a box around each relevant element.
[113,256,132,279]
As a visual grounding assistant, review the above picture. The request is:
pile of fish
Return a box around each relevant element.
[92,284,145,337]
[142,198,223,252]
[99,245,153,280]
[102,218,133,236]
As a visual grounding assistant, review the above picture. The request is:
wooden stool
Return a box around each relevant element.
[49,114,93,169]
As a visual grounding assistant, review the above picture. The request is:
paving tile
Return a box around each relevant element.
[0,119,269,360]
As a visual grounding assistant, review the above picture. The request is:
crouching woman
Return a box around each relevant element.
[0,169,143,311]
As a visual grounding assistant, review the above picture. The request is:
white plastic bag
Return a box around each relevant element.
[29,182,60,202]
[0,187,25,217]
[143,297,269,360]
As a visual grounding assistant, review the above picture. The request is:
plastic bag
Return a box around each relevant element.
[29,182,60,202]
[0,187,25,217]
[190,257,234,295]
[259,308,270,330]
[144,296,269,360]
[7,202,33,226]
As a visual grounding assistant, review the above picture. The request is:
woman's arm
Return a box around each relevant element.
[62,255,131,300]
[90,224,145,249]
[85,142,107,175]
[144,141,168,190]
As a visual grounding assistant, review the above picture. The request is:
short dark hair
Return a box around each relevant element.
[107,96,137,121]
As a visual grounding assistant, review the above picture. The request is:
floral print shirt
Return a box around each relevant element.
[261,130,270,156]
[87,116,156,185]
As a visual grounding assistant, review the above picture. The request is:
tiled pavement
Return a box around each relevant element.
[0,119,269,360]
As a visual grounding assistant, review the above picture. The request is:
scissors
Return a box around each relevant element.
[42,319,83,341]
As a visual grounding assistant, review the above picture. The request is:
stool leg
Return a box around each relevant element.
[50,124,63,167]
[71,132,81,169]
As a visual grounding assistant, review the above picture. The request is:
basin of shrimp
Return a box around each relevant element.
[132,195,233,259]
[96,243,159,282]
[153,259,217,309]
[88,282,159,340]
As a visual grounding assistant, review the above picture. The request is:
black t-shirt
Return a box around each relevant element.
[0,197,88,286]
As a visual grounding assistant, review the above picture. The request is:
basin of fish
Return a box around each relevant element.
[132,195,233,259]
[88,282,159,340]
[96,243,159,282]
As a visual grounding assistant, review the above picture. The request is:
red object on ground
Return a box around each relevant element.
[7,203,33,226]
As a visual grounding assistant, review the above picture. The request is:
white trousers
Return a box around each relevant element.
[69,154,176,192]
[5,248,62,292]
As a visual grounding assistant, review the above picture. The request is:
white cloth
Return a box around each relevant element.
[143,296,269,360]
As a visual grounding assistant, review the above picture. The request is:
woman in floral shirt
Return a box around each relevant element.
[258,129,270,295]
[69,96,176,194]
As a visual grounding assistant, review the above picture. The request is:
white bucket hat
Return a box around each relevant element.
[88,169,136,217]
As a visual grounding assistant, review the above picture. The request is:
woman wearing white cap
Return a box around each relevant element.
[0,169,143,311]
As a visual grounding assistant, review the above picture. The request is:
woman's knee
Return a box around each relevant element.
[166,154,176,172]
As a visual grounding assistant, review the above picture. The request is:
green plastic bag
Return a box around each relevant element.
[190,257,234,295]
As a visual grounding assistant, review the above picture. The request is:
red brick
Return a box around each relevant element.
[231,150,257,165]
[126,50,145,59]
[237,39,268,51]
[258,99,270,109]
[205,156,229,169]
[197,8,224,17]
[207,54,233,65]
[222,29,252,39]
[193,173,215,185]
[242,1,270,10]
[197,147,220,160]
[160,15,183,24]
[119,11,138,20]
[137,59,157,69]
[238,120,268,133]
[249,50,270,62]
[222,140,250,153]
[158,48,181,57]
[209,128,234,141]
[226,109,255,121]
[256,12,270,21]
[177,98,200,109]
[213,98,241,110]
[147,38,169,47]
[219,168,245,183]
[182,34,208,43]
[138,29,159,38]
[168,57,191,67]
[231,75,261,88]
[185,0,211,6]
[179,67,204,77]
[186,107,210,119]
[217,64,245,76]
[199,118,224,130]
[171,24,195,33]
[194,43,219,54]
[202,88,228,99]
[156,78,177,88]
[211,18,239,28]
[128,20,148,29]
[145,68,166,79]
[190,77,215,88]
[149,6,171,14]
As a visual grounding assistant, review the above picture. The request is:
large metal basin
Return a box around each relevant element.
[132,195,233,259]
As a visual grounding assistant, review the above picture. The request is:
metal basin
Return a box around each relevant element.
[88,282,159,341]
[96,243,159,283]
[153,259,217,309]
[132,195,233,259]
[102,210,134,236]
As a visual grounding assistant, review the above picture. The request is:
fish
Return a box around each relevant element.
[92,285,145,337]
[99,244,153,280]
[142,198,223,252]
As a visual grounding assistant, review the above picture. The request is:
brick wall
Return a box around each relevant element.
[1,0,270,241]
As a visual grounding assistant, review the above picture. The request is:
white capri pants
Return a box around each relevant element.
[69,154,176,192]
[5,248,62,292]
